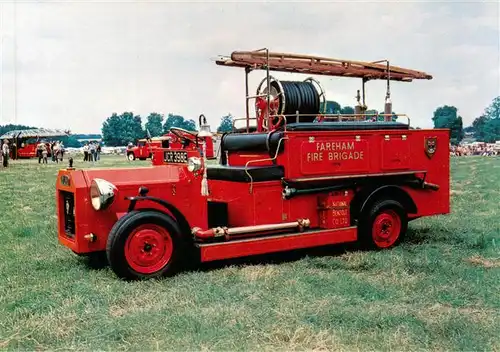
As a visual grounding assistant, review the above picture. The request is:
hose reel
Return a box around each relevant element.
[256,76,326,125]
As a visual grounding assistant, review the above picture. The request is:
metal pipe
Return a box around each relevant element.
[192,219,310,240]
[283,184,352,199]
[266,48,271,130]
[362,78,366,109]
[245,67,250,133]
[246,94,268,100]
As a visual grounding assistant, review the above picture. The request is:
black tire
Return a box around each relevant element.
[139,157,147,161]
[106,210,185,280]
[127,152,135,161]
[358,198,408,249]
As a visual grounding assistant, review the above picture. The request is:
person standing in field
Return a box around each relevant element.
[89,142,96,162]
[37,143,43,163]
[58,141,65,162]
[2,139,9,167]
[96,143,101,161]
[41,143,48,164]
[83,143,89,162]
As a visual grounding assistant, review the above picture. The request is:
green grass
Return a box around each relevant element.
[0,155,499,351]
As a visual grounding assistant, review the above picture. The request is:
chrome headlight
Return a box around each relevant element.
[90,178,116,211]
[187,157,202,172]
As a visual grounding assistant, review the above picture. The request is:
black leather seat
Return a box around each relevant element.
[286,121,409,131]
[207,165,284,182]
[219,131,284,165]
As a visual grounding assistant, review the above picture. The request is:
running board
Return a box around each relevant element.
[198,226,358,262]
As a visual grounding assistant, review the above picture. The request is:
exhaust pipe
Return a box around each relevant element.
[193,218,310,240]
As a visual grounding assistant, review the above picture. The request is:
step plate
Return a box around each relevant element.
[198,226,357,262]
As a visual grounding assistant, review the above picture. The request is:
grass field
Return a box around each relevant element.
[0,155,499,351]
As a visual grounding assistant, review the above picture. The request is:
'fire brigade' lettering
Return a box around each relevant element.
[328,151,364,161]
[307,152,323,162]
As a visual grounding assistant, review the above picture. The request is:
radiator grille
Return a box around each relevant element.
[61,191,75,237]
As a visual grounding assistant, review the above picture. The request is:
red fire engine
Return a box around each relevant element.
[127,132,215,161]
[56,49,450,280]
[1,128,68,159]
[126,136,170,161]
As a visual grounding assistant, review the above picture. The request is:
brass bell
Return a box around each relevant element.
[198,114,213,138]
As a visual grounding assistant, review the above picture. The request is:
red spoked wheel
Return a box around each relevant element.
[107,210,186,280]
[124,224,173,274]
[360,198,408,249]
[371,210,402,248]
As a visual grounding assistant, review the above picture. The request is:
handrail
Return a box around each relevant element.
[230,114,410,133]
[244,136,287,194]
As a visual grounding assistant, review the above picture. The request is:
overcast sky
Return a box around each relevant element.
[0,0,498,134]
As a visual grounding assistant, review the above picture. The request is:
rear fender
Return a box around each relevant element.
[351,185,417,221]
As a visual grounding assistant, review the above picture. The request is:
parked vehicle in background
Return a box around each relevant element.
[0,128,69,159]
[126,136,171,161]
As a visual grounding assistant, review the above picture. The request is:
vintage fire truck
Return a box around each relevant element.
[56,49,450,280]
[126,136,170,161]
[0,128,68,159]
[127,133,215,161]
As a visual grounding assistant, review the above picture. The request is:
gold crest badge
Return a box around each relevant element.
[424,137,437,159]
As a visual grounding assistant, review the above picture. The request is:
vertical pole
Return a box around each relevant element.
[266,48,271,130]
[384,61,392,122]
[362,78,366,108]
[245,67,250,133]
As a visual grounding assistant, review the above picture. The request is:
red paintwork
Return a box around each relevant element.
[127,139,164,160]
[14,142,52,158]
[199,227,358,262]
[255,96,281,132]
[124,224,173,274]
[56,127,450,260]
[372,210,401,248]
[318,191,353,229]
[54,51,450,278]
[57,165,207,254]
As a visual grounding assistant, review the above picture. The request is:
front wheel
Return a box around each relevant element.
[359,199,408,249]
[106,210,184,280]
[127,152,135,161]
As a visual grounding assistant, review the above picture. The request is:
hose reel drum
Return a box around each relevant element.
[255,76,326,125]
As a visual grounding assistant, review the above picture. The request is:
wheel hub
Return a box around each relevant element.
[124,224,173,274]
[372,210,401,248]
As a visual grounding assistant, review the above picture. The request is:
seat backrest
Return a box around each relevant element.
[219,131,284,165]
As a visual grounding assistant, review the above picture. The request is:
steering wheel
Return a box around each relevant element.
[169,127,200,147]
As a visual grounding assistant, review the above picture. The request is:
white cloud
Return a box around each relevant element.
[0,0,498,133]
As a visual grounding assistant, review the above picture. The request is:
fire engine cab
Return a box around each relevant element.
[56,49,450,280]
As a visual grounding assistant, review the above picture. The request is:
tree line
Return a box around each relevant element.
[1,96,499,147]
[432,96,500,144]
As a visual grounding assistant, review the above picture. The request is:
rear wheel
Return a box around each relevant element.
[127,152,135,161]
[359,199,408,249]
[106,210,184,280]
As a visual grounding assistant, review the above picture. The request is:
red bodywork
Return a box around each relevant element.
[128,134,214,161]
[55,50,449,279]
[13,142,52,158]
[56,127,449,261]
[127,138,165,160]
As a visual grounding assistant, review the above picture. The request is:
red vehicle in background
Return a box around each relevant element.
[127,132,215,161]
[0,128,68,159]
[126,136,170,161]
[55,49,450,280]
